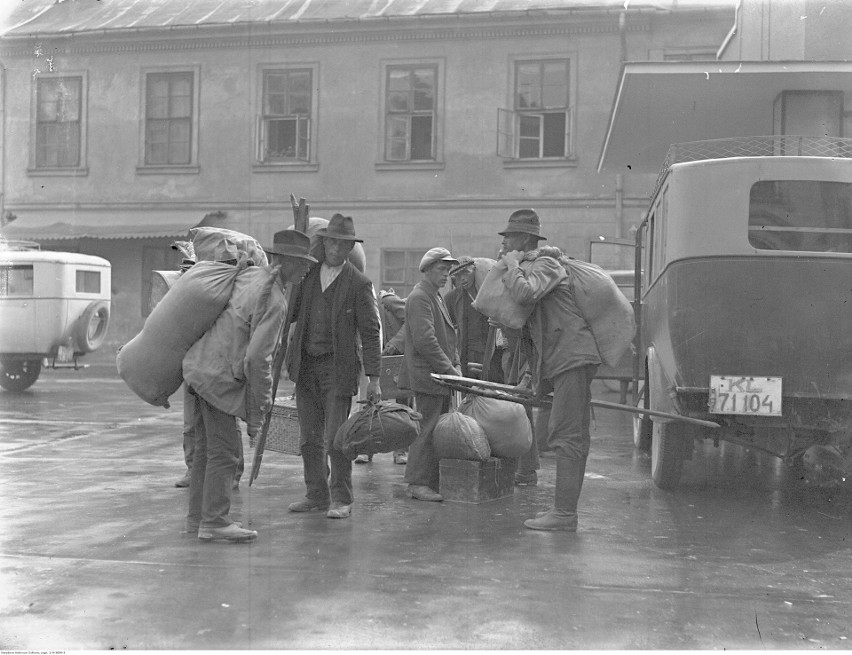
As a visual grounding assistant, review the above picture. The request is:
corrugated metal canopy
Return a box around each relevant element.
[597,60,852,174]
[1,219,192,241]
[0,0,736,36]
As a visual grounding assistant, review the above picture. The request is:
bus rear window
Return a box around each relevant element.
[749,180,852,252]
[0,265,34,296]
[76,269,101,294]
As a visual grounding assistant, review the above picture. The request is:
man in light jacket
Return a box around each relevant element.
[398,247,460,502]
[497,209,601,532]
[182,230,316,543]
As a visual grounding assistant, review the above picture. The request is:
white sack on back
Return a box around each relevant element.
[190,226,269,267]
[457,395,531,458]
[116,261,240,408]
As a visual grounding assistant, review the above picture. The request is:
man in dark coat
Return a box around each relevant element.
[285,214,382,519]
[398,247,460,502]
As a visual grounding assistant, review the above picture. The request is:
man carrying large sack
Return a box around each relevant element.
[497,209,601,532]
[182,230,316,543]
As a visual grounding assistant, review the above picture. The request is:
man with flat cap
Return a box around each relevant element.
[182,229,316,542]
[398,247,460,502]
[497,209,601,531]
[285,214,382,519]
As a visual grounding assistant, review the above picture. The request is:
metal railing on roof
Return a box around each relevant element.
[652,135,852,197]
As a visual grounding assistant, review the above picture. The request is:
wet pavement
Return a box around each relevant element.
[1,364,851,649]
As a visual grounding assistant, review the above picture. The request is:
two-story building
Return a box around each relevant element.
[1,0,738,351]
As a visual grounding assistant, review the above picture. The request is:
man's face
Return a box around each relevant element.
[500,232,532,255]
[454,268,475,290]
[425,261,452,289]
[323,237,355,267]
[277,256,312,284]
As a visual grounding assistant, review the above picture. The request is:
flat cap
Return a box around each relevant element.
[419,247,459,272]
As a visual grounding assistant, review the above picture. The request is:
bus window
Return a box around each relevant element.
[645,211,655,284]
[748,180,852,252]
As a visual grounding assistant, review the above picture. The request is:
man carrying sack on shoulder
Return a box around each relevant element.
[497,209,601,532]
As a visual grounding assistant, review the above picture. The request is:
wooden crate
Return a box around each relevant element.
[439,457,516,503]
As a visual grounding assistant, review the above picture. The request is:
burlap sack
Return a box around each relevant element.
[471,260,534,329]
[433,411,491,461]
[190,226,268,267]
[457,395,531,458]
[116,261,240,408]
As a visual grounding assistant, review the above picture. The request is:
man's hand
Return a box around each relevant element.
[500,249,524,269]
[366,378,382,404]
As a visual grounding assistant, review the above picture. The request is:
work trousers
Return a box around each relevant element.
[183,384,244,482]
[404,393,450,491]
[295,353,354,505]
[544,364,599,460]
[186,388,243,529]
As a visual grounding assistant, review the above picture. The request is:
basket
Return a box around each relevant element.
[250,399,301,455]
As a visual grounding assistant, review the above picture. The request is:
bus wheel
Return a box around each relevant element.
[651,421,688,489]
[0,358,42,392]
[633,414,652,451]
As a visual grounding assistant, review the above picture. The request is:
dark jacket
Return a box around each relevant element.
[398,279,459,396]
[285,261,382,397]
[444,284,489,359]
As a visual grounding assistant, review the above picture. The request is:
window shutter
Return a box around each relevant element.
[564,106,574,158]
[497,108,515,158]
[256,116,265,163]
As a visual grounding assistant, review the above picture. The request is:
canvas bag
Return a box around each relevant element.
[471,260,534,329]
[333,400,422,459]
[116,261,241,408]
[190,226,269,267]
[457,395,531,458]
[433,411,491,461]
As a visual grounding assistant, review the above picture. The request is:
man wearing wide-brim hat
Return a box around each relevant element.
[284,214,382,520]
[182,229,316,543]
[397,247,461,502]
[496,208,601,532]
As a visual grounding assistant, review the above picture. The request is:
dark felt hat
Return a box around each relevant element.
[264,229,318,262]
[497,208,547,241]
[315,213,364,242]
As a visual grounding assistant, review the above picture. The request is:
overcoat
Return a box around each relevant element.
[285,260,381,397]
[398,279,459,396]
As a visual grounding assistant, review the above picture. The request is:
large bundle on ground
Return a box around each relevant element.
[560,257,635,368]
[116,261,241,408]
[433,411,491,461]
[288,217,366,272]
[333,400,422,459]
[457,395,531,458]
[190,226,268,266]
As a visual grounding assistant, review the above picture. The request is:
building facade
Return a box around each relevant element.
[0,0,736,351]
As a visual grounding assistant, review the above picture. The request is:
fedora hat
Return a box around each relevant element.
[264,230,318,262]
[315,213,364,242]
[497,208,547,241]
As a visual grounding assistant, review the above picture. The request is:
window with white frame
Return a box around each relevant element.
[498,59,574,160]
[144,71,194,166]
[384,65,437,162]
[258,68,312,162]
[35,76,82,168]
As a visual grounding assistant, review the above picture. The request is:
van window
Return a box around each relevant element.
[748,181,852,252]
[76,269,101,294]
[0,265,34,296]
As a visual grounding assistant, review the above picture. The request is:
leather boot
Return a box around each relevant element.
[525,457,585,531]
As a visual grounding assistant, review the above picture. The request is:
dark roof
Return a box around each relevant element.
[1,0,737,37]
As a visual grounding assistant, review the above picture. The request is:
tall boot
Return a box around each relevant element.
[524,456,585,532]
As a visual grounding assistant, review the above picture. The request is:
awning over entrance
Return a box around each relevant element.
[597,60,852,174]
[1,218,193,241]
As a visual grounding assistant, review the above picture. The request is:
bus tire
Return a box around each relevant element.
[0,358,42,392]
[650,421,688,489]
[75,301,111,353]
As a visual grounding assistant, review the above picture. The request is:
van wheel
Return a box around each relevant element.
[651,421,688,489]
[0,358,42,392]
[74,301,110,353]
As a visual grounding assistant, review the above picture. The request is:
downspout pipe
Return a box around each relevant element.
[716,0,741,60]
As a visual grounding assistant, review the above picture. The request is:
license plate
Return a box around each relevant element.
[708,375,782,416]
